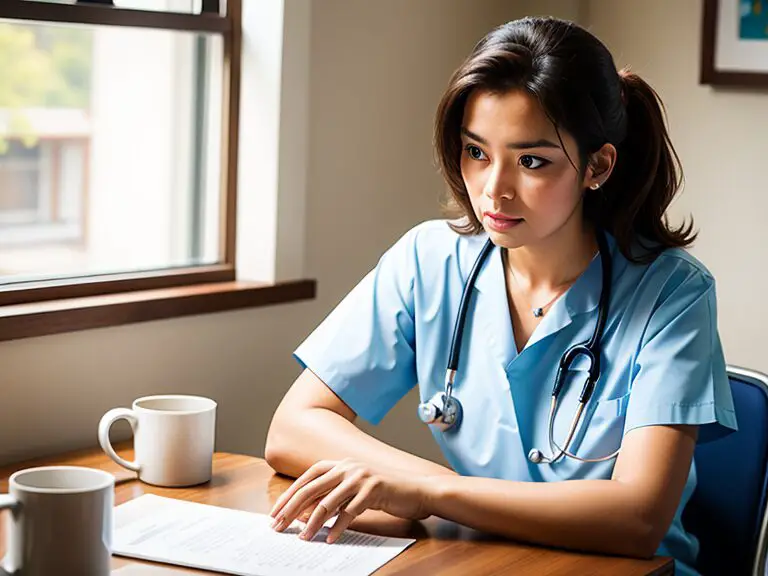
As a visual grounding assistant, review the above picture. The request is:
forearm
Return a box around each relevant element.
[266,407,455,479]
[426,476,661,558]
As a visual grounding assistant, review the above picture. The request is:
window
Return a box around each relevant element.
[0,0,315,341]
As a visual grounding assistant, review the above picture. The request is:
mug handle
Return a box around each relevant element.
[0,495,19,575]
[0,495,16,511]
[98,408,141,472]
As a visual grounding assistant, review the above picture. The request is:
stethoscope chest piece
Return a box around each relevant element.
[527,448,545,464]
[418,391,463,432]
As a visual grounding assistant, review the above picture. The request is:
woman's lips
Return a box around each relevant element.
[483,212,523,232]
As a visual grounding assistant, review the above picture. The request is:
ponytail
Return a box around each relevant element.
[588,67,696,263]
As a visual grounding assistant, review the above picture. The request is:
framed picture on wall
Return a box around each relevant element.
[701,0,768,87]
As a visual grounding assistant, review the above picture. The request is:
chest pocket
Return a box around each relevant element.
[549,367,631,479]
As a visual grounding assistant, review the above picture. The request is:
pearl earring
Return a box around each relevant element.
[590,183,601,190]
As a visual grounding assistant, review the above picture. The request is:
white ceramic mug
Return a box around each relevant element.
[0,466,114,576]
[98,394,217,487]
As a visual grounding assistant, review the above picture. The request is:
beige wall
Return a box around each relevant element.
[518,0,582,21]
[0,0,523,466]
[587,0,768,374]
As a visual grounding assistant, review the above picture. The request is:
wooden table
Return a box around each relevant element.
[0,445,674,575]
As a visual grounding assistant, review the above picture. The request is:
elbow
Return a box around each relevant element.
[264,418,292,475]
[628,530,663,560]
[264,439,285,474]
[606,526,661,559]
[265,405,327,478]
[622,515,667,559]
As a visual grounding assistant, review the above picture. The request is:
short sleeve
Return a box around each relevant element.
[293,228,419,425]
[625,268,738,441]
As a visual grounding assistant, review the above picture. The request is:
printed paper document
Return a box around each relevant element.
[113,494,415,576]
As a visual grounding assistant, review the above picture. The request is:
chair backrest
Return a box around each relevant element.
[682,366,768,576]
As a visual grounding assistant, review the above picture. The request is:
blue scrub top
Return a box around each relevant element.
[294,219,737,576]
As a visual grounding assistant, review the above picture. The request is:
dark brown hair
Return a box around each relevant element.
[434,16,695,263]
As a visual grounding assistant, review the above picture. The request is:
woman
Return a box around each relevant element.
[265,16,736,575]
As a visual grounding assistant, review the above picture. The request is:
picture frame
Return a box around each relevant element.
[701,0,768,87]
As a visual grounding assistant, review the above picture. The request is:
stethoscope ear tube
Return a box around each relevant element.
[446,239,496,373]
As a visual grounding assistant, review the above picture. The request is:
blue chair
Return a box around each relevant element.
[682,366,768,576]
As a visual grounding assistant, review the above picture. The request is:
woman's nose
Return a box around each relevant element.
[483,162,516,200]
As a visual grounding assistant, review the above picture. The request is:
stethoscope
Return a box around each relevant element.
[417,229,619,465]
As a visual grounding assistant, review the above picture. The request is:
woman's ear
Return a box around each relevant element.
[584,143,618,189]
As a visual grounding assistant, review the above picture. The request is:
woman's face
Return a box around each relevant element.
[460,89,595,250]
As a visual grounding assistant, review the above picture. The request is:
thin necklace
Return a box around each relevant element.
[530,289,567,318]
[505,251,598,318]
[510,273,571,318]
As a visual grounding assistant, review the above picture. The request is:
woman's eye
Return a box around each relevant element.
[465,144,488,161]
[520,155,549,169]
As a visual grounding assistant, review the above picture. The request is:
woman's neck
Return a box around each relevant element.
[504,222,598,292]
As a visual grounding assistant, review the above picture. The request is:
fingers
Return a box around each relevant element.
[325,510,357,544]
[269,459,382,544]
[304,482,376,543]
[272,466,348,532]
[269,460,336,520]
[300,479,358,541]
[271,500,317,533]
[326,487,374,544]
[298,503,317,523]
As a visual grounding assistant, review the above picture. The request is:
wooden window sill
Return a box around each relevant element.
[0,279,316,343]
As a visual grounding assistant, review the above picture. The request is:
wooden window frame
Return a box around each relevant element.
[0,0,316,342]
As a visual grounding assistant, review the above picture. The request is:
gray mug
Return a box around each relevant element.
[0,466,114,576]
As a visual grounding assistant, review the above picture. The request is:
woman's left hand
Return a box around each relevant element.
[269,459,432,543]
